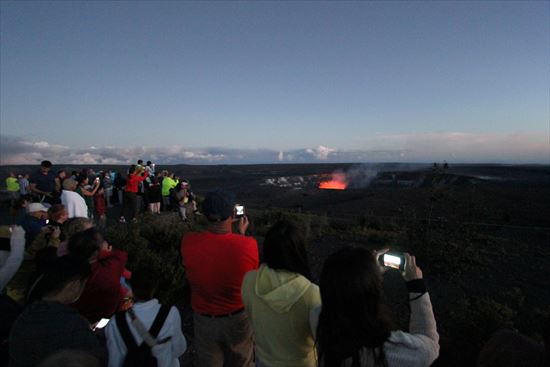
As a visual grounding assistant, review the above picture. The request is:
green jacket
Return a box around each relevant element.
[161,177,178,197]
[6,177,20,192]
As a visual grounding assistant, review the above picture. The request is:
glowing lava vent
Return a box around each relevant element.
[319,172,348,190]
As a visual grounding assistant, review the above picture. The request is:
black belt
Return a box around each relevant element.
[197,307,245,318]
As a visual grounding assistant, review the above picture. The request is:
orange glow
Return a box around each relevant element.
[319,180,347,190]
[319,171,348,190]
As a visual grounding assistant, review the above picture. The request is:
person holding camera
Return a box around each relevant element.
[311,247,439,367]
[76,175,100,219]
[121,165,149,223]
[180,189,259,367]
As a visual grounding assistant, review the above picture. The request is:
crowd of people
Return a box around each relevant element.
[5,160,198,227]
[1,160,548,367]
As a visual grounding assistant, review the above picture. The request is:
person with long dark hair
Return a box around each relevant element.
[9,255,104,367]
[68,228,128,325]
[242,220,321,367]
[311,247,439,367]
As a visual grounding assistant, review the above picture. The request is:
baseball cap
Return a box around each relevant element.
[27,202,49,213]
[202,189,236,222]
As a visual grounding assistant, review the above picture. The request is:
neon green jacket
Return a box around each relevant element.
[6,177,20,192]
[161,177,178,197]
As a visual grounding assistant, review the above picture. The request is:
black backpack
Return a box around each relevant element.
[115,305,171,367]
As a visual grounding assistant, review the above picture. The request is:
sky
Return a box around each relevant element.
[1,1,549,165]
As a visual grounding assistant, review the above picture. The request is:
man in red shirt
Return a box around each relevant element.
[181,189,259,367]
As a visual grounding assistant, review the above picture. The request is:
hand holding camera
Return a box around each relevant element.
[403,253,423,281]
[377,250,423,281]
[238,215,249,236]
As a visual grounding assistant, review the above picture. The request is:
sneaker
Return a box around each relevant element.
[194,211,203,216]
[119,217,126,224]
[132,218,138,223]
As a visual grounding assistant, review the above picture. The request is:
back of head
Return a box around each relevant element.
[63,178,78,191]
[263,219,312,280]
[317,246,391,366]
[48,204,67,222]
[130,265,160,301]
[202,188,235,222]
[67,228,103,260]
[27,254,91,304]
[63,218,94,241]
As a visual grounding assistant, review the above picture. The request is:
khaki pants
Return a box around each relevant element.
[193,311,254,367]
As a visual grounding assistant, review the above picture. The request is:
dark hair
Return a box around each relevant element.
[128,165,136,175]
[146,161,152,166]
[263,220,312,280]
[316,246,391,367]
[67,228,104,260]
[137,160,143,165]
[75,174,87,185]
[27,254,91,303]
[130,265,160,301]
[41,160,52,168]
[48,204,66,222]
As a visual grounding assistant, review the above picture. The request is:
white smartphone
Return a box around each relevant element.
[95,318,110,329]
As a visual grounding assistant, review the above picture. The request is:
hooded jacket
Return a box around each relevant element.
[242,264,321,367]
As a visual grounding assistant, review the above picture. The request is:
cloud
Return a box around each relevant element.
[305,145,336,160]
[367,131,549,163]
[0,132,548,165]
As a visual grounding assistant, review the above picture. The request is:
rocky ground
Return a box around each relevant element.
[1,163,549,366]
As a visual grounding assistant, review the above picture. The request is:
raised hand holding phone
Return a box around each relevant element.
[403,253,423,281]
[238,215,249,236]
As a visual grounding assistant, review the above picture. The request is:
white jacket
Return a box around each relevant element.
[105,299,187,367]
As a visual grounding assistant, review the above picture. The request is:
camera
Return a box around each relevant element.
[379,252,406,271]
[235,204,245,218]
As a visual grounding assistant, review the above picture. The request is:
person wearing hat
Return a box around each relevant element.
[16,202,49,247]
[61,178,89,219]
[180,189,259,367]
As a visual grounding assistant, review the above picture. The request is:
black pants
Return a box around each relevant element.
[123,191,137,220]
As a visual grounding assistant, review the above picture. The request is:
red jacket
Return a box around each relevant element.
[72,249,128,324]
[125,171,148,193]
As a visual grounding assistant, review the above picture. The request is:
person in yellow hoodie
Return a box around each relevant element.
[242,220,321,367]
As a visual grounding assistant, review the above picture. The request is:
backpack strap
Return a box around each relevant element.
[148,304,171,339]
[115,311,138,350]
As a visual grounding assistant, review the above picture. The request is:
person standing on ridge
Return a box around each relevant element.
[181,189,259,367]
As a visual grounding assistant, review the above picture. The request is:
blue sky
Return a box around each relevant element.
[1,1,548,164]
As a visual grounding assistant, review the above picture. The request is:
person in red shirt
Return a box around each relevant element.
[181,189,259,367]
[121,165,149,223]
[67,227,128,325]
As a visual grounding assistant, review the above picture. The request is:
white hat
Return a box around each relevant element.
[27,202,49,213]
